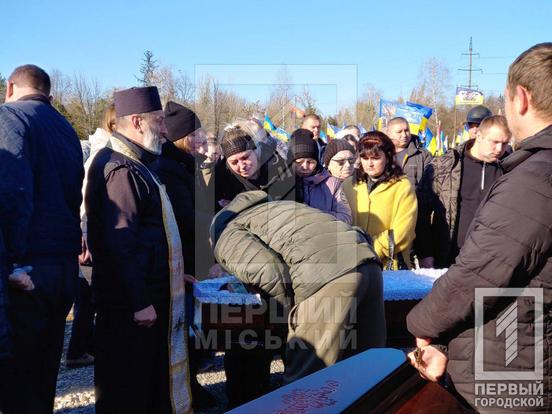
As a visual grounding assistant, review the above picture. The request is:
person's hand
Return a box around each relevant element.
[183,273,197,284]
[8,269,35,291]
[134,305,157,328]
[207,264,225,278]
[217,199,231,208]
[418,256,435,269]
[408,337,447,382]
[79,237,92,265]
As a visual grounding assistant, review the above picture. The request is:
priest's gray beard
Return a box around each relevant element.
[142,126,162,155]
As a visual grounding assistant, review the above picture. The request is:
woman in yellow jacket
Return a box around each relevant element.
[343,131,418,269]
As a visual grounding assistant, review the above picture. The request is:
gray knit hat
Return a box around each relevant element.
[323,139,356,166]
[220,127,256,159]
[287,128,319,163]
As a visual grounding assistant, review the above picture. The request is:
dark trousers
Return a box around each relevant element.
[67,277,94,359]
[224,347,273,409]
[94,306,172,414]
[0,359,11,414]
[1,257,78,414]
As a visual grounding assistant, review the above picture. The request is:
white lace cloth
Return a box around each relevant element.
[193,276,262,305]
[193,269,448,304]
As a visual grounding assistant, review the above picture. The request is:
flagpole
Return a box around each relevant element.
[452,101,457,149]
[437,120,441,155]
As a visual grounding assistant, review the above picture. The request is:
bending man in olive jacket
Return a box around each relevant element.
[210,191,386,384]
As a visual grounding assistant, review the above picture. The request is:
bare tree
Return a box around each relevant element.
[174,70,195,106]
[68,74,107,138]
[151,65,177,104]
[50,69,72,106]
[266,65,295,130]
[211,80,225,136]
[334,84,381,130]
[296,86,318,114]
[0,72,6,104]
[410,58,451,129]
[192,75,250,135]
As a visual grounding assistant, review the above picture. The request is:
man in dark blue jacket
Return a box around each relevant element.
[0,65,84,413]
[0,195,13,413]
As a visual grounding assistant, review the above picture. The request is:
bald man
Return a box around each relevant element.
[386,117,433,267]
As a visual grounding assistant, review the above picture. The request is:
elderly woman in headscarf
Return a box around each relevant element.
[214,125,295,210]
[287,128,351,223]
[323,138,357,181]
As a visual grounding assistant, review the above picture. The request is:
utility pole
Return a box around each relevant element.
[453,37,483,148]
[458,37,482,89]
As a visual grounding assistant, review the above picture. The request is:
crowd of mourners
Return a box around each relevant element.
[0,42,550,414]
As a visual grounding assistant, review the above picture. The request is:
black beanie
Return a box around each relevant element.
[164,101,202,142]
[323,139,356,167]
[287,128,319,163]
[220,128,257,159]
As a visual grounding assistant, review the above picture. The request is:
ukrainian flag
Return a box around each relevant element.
[377,117,385,131]
[424,128,437,156]
[326,124,336,140]
[271,127,289,143]
[455,127,469,145]
[264,115,276,132]
[437,131,447,156]
[409,117,428,136]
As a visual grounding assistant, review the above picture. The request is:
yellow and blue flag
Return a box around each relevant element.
[271,127,289,143]
[455,126,470,145]
[264,115,276,132]
[326,124,336,140]
[424,128,437,156]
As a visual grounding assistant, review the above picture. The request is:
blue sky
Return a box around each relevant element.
[1,0,550,115]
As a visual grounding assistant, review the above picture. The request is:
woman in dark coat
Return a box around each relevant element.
[214,126,296,211]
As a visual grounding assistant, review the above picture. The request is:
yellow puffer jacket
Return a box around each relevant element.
[343,175,417,269]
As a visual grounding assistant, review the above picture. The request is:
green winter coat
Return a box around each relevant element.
[210,191,379,312]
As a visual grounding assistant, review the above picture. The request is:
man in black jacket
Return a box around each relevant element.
[386,117,434,267]
[407,43,552,413]
[422,115,511,267]
[0,65,84,413]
